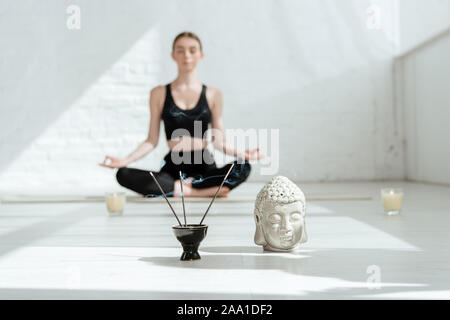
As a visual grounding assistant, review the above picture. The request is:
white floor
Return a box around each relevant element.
[0,181,449,299]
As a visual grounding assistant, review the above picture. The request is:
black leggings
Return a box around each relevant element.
[116,148,251,197]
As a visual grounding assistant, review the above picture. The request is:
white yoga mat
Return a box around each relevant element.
[0,194,372,203]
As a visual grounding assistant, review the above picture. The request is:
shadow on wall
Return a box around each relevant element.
[0,1,163,172]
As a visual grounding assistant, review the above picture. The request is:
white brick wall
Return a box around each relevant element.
[0,25,167,194]
[2,0,444,194]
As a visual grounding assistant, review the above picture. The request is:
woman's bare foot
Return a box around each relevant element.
[173,179,230,197]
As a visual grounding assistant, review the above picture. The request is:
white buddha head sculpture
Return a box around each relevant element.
[254,176,307,252]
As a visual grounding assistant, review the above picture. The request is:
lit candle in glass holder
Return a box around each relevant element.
[380,188,404,216]
[105,191,126,216]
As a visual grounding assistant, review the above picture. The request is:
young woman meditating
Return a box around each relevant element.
[99,31,264,197]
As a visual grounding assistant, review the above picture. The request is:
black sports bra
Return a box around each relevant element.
[161,83,212,140]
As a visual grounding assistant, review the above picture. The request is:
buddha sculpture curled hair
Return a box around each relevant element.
[254,176,307,251]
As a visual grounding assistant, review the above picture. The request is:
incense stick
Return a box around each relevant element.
[149,171,182,226]
[179,171,187,226]
[199,163,235,225]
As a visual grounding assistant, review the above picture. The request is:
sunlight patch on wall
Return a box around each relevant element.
[0,25,163,195]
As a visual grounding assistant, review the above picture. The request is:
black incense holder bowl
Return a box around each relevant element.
[172,224,208,261]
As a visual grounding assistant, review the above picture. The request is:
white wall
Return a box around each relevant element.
[0,0,417,194]
[395,0,450,184]
[396,0,450,55]
[399,30,450,184]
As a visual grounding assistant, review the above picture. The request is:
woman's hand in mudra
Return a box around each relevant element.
[243,148,265,161]
[99,156,128,168]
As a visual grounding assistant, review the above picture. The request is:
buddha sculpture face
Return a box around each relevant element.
[254,176,307,252]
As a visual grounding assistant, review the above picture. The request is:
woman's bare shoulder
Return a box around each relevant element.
[149,84,167,111]
[206,85,221,95]
[205,85,223,109]
[150,84,167,97]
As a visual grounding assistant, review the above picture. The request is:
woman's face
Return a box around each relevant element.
[171,37,203,71]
